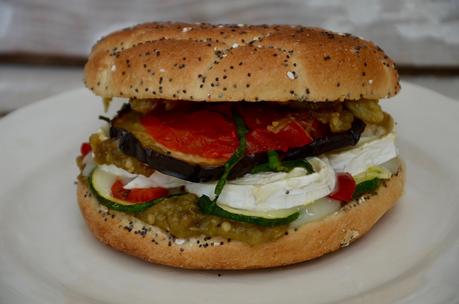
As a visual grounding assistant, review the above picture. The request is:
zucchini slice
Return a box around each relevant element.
[354,165,391,184]
[197,195,299,227]
[89,167,178,213]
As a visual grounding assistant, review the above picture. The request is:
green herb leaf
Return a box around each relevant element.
[214,107,248,198]
[251,150,314,174]
[98,115,111,123]
[250,163,272,174]
[267,150,283,171]
[281,159,314,174]
[197,109,301,227]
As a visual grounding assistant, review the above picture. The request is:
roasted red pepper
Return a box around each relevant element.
[80,142,92,157]
[111,179,169,203]
[329,173,356,202]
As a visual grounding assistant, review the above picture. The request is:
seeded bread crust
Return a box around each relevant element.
[84,22,400,103]
[76,166,404,270]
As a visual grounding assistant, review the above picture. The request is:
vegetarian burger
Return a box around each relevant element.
[77,22,404,269]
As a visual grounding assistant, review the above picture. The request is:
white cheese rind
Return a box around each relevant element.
[185,157,336,212]
[124,171,186,189]
[327,132,398,176]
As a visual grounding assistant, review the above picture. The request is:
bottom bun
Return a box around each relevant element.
[77,166,404,270]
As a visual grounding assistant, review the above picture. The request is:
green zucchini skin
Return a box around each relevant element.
[353,178,381,199]
[197,195,300,227]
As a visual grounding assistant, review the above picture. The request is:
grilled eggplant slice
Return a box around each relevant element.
[109,105,365,182]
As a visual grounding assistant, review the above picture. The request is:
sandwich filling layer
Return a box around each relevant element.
[78,99,399,245]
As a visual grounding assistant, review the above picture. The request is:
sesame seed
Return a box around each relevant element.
[232,43,239,48]
[182,27,192,32]
[159,68,165,73]
[175,238,186,245]
[111,65,116,72]
[368,79,373,84]
[287,71,296,80]
[221,222,232,232]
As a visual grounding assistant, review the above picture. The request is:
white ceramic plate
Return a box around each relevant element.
[1,82,458,304]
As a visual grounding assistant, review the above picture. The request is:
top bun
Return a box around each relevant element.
[84,22,400,103]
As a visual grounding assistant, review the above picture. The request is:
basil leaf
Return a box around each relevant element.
[214,107,248,198]
[98,115,111,123]
[197,110,300,227]
[252,150,314,174]
[281,159,314,174]
[250,163,272,174]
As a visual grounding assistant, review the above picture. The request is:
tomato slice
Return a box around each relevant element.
[294,115,329,139]
[80,142,92,157]
[247,120,312,154]
[329,173,356,202]
[140,109,238,160]
[140,104,325,160]
[111,179,169,203]
[239,106,284,130]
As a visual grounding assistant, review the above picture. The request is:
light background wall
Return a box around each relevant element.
[1,0,458,112]
[1,0,458,66]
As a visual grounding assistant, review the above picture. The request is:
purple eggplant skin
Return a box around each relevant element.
[284,119,365,160]
[110,126,266,182]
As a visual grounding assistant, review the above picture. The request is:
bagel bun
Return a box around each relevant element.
[84,22,400,103]
[76,165,404,270]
